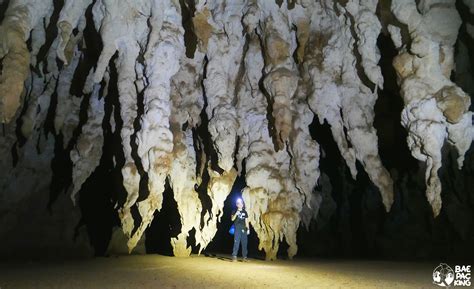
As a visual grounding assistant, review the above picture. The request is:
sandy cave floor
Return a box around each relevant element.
[0,254,440,288]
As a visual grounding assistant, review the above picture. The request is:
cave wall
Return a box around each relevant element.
[0,0,472,260]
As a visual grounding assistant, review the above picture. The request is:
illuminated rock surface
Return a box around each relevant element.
[389,0,472,216]
[0,0,472,260]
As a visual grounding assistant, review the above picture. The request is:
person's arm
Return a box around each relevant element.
[231,211,237,221]
[245,218,250,230]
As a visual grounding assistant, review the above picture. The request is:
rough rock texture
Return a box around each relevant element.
[126,0,185,251]
[70,85,105,204]
[56,0,91,65]
[0,0,53,122]
[259,1,298,150]
[238,35,293,259]
[301,0,394,212]
[53,48,82,146]
[169,54,205,256]
[199,0,244,172]
[390,0,472,216]
[0,0,472,260]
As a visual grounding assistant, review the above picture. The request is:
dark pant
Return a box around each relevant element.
[232,228,248,258]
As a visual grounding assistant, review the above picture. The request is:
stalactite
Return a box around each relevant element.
[89,0,149,242]
[169,129,202,256]
[390,0,472,216]
[188,0,246,251]
[56,0,91,64]
[288,0,322,228]
[0,0,53,123]
[197,0,244,172]
[237,31,311,260]
[238,34,284,260]
[259,0,298,150]
[304,1,359,180]
[54,48,82,146]
[114,39,142,242]
[0,0,472,259]
[168,54,205,256]
[21,34,60,139]
[70,84,105,203]
[130,0,184,251]
[339,0,394,211]
[200,167,237,250]
[303,0,393,211]
[350,0,383,88]
[290,83,321,228]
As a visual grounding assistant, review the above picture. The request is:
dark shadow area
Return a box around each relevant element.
[374,34,418,172]
[76,53,122,256]
[0,0,9,22]
[145,180,182,256]
[77,161,120,256]
[179,0,197,59]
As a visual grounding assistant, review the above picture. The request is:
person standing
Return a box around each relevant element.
[231,198,249,262]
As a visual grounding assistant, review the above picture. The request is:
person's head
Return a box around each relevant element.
[236,198,244,210]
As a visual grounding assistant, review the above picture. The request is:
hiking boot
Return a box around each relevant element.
[243,257,249,262]
[232,256,237,262]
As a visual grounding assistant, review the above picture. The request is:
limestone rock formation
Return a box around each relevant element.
[0,0,53,123]
[390,0,472,216]
[0,0,472,259]
[169,54,205,256]
[70,85,105,204]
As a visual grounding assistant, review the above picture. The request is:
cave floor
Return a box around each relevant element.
[0,254,437,288]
